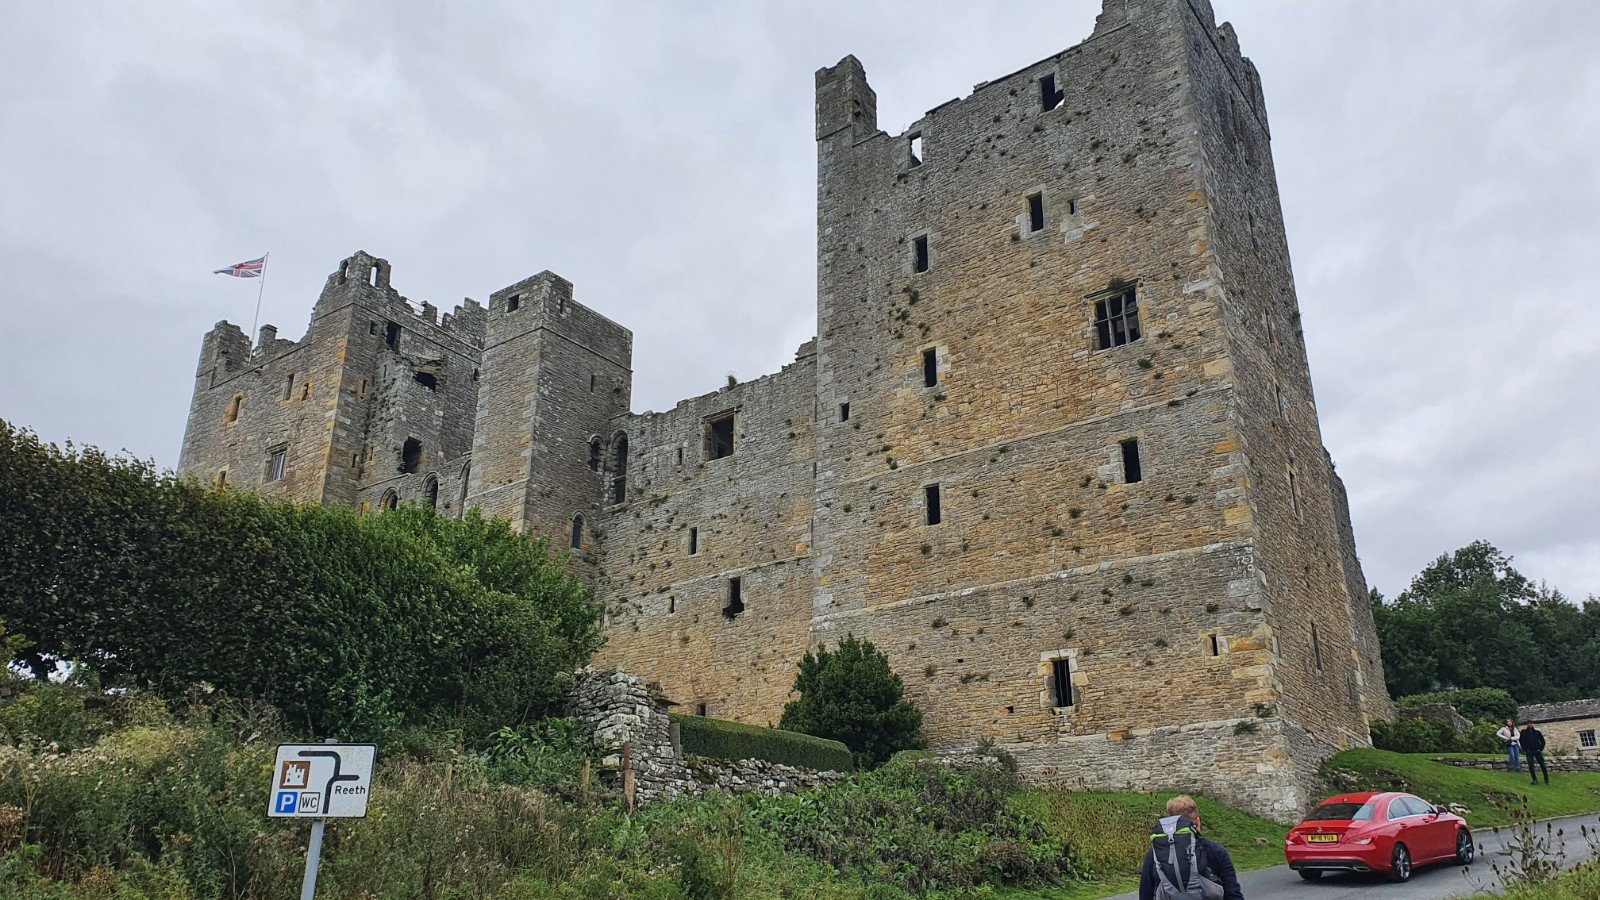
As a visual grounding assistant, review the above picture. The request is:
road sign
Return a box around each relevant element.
[268,743,376,819]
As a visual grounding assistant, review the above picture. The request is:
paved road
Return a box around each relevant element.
[1106,813,1599,900]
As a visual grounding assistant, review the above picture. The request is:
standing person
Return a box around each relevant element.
[1496,719,1522,772]
[1520,721,1549,784]
[1139,795,1243,900]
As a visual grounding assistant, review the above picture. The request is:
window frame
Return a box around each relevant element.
[265,445,287,483]
[1092,286,1142,350]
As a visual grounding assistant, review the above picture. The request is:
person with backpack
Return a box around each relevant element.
[1139,795,1244,900]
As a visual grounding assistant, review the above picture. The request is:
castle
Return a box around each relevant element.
[179,0,1392,820]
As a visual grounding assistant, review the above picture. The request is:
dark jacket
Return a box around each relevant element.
[1139,830,1244,900]
[1521,726,1546,753]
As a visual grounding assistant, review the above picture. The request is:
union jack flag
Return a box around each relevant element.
[213,256,266,278]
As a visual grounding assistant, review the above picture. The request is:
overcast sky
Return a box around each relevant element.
[2,1,1596,602]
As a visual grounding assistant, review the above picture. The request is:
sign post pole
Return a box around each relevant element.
[271,738,373,900]
[300,817,326,900]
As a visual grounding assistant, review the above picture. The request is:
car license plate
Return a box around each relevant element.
[1306,834,1339,843]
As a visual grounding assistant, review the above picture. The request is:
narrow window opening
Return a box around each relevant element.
[912,235,930,273]
[384,321,400,350]
[676,446,684,465]
[301,383,311,400]
[424,476,439,509]
[610,435,629,504]
[669,597,677,614]
[281,373,295,400]
[696,702,708,717]
[1039,73,1065,112]
[723,577,744,620]
[1068,198,1078,216]
[507,294,521,312]
[1288,467,1301,518]
[705,413,735,460]
[224,395,242,424]
[215,470,228,488]
[839,401,850,422]
[1120,439,1143,484]
[1050,659,1074,708]
[570,515,584,550]
[413,371,438,391]
[401,437,422,474]
[369,265,380,287]
[1311,623,1324,673]
[1027,193,1045,233]
[338,261,349,284]
[922,347,938,387]
[1093,288,1142,350]
[265,446,287,483]
[1209,634,1220,657]
[1274,383,1286,418]
[472,368,480,382]
[457,464,470,518]
[358,379,368,398]
[909,133,923,166]
[380,491,398,511]
[590,373,598,392]
[924,484,942,526]
[688,527,699,555]
[588,439,602,472]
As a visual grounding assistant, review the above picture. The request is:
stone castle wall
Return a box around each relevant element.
[178,0,1389,821]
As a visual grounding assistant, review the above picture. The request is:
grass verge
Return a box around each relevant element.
[1323,749,1600,827]
[999,790,1289,899]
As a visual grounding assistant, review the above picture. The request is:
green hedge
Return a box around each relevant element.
[671,714,854,772]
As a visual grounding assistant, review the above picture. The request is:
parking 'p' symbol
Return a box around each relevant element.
[275,792,299,814]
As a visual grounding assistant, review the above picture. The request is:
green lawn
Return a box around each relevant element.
[998,790,1289,899]
[1323,748,1600,828]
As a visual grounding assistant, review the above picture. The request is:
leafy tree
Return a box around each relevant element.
[1373,540,1600,705]
[1395,687,1517,724]
[0,419,602,740]
[779,634,924,769]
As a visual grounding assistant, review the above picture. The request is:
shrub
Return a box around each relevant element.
[778,635,924,769]
[1370,715,1455,753]
[748,756,1071,894]
[1395,687,1518,725]
[673,714,854,772]
[0,421,602,743]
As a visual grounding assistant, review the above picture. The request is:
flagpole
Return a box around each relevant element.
[249,252,270,347]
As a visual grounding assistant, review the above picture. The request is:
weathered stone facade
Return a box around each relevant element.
[1519,699,1600,757]
[179,0,1390,821]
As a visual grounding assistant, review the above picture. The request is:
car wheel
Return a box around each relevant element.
[1298,869,1324,881]
[1388,843,1412,883]
[1455,830,1474,865]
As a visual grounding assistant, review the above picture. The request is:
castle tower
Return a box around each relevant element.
[178,251,486,513]
[805,0,1388,818]
[466,272,632,548]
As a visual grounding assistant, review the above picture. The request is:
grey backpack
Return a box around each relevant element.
[1149,815,1225,900]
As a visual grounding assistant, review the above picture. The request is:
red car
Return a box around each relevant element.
[1285,791,1473,882]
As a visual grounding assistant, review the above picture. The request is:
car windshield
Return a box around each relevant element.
[1305,801,1377,822]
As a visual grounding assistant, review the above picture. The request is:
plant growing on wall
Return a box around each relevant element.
[779,634,924,769]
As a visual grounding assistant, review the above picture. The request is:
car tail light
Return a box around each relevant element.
[1286,831,1304,845]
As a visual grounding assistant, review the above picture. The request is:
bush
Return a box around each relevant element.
[748,756,1071,894]
[778,635,923,769]
[0,421,602,743]
[1370,714,1508,754]
[1395,687,1518,725]
[673,714,854,772]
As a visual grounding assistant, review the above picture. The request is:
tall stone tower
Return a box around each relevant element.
[800,0,1390,818]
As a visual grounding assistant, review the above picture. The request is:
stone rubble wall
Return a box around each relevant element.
[1431,755,1600,774]
[568,667,847,804]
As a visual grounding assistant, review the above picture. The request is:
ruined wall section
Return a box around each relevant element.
[592,351,817,724]
[1177,0,1378,769]
[467,273,632,544]
[337,253,486,513]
